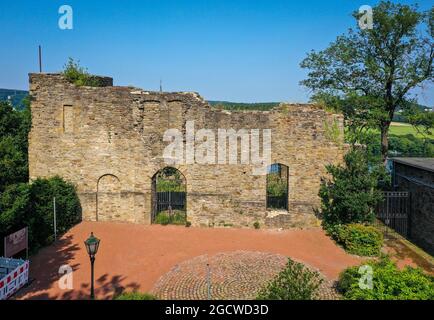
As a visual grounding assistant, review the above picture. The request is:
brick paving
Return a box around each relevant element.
[16,222,359,300]
[152,251,340,300]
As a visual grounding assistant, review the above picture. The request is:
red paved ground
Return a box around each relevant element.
[16,222,362,300]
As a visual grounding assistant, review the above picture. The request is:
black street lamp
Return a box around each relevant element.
[84,232,100,300]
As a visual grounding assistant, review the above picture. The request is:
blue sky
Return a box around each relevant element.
[0,0,433,104]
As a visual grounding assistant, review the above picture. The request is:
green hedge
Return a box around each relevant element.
[0,176,82,254]
[338,257,434,300]
[330,223,383,256]
[256,258,323,300]
[113,292,157,300]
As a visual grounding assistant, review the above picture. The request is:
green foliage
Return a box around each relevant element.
[0,177,82,253]
[62,58,105,87]
[253,221,260,229]
[319,149,384,227]
[323,119,342,144]
[113,292,157,300]
[338,257,434,300]
[349,129,434,157]
[300,1,434,161]
[266,172,287,197]
[403,105,434,138]
[156,179,185,192]
[389,134,434,157]
[256,258,323,300]
[0,183,31,238]
[0,100,30,192]
[154,210,186,226]
[329,224,383,256]
[185,221,192,227]
[29,177,82,248]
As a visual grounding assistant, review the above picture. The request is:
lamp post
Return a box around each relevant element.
[84,232,100,300]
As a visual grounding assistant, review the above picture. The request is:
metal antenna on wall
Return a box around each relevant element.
[38,45,42,73]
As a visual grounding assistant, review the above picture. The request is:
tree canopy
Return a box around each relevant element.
[300,1,433,163]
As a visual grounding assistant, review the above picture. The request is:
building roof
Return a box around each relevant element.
[392,157,434,173]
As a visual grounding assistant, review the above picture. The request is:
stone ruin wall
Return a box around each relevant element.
[28,73,346,229]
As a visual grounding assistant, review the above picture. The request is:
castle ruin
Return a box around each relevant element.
[28,73,346,228]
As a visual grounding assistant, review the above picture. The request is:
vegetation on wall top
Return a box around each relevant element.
[62,58,106,87]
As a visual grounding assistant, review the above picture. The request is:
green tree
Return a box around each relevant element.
[0,100,31,192]
[319,149,385,226]
[300,1,433,164]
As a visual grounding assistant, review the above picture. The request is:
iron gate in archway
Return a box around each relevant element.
[151,168,186,224]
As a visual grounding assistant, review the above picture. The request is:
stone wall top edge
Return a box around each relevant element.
[28,73,344,117]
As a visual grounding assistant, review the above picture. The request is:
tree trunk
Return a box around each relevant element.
[380,122,390,166]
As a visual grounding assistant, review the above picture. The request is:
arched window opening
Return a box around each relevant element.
[151,167,187,225]
[266,163,288,211]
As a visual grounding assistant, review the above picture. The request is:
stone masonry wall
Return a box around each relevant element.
[394,163,434,255]
[28,73,346,229]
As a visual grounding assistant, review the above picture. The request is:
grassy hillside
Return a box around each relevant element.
[208,101,279,111]
[0,89,28,109]
[389,122,434,139]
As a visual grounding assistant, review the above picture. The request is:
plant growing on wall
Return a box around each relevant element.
[62,58,105,87]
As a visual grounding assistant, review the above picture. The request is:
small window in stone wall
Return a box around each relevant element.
[63,105,74,133]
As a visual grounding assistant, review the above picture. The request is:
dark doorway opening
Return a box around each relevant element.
[151,167,186,225]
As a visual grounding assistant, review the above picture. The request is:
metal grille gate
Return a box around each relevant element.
[151,175,186,223]
[376,191,410,238]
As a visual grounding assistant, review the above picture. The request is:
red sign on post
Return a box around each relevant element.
[4,227,28,258]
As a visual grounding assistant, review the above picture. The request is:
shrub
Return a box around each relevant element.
[113,292,157,300]
[154,210,186,226]
[333,224,383,256]
[338,257,434,300]
[185,221,192,227]
[62,58,105,87]
[256,258,323,300]
[0,183,31,245]
[29,177,82,248]
[319,149,384,227]
[0,177,81,254]
[253,221,260,229]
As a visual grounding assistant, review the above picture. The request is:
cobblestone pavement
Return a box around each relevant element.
[17,222,359,300]
[152,251,340,300]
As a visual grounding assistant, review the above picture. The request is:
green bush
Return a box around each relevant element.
[0,183,31,240]
[331,224,383,256]
[30,177,82,248]
[154,210,186,226]
[256,258,323,300]
[319,149,384,227]
[266,172,287,197]
[253,221,260,229]
[113,292,157,300]
[0,100,30,193]
[62,58,105,87]
[338,257,434,300]
[0,177,82,254]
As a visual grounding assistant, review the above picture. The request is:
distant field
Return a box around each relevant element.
[389,122,434,139]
